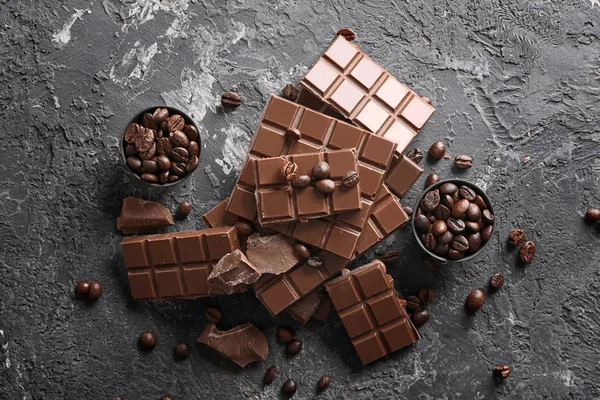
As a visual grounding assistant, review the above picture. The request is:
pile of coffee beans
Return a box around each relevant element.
[415,182,494,260]
[123,107,200,184]
[405,288,434,327]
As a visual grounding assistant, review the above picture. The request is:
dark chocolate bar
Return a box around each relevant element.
[384,155,424,198]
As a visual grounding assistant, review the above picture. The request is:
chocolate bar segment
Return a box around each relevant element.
[324,260,420,364]
[299,36,435,154]
[117,197,174,234]
[287,289,324,325]
[121,227,239,300]
[385,155,424,198]
[254,149,361,225]
[201,198,240,228]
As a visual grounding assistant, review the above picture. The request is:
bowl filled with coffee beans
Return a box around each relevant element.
[413,179,495,263]
[120,106,200,186]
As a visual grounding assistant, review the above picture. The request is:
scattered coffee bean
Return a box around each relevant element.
[494,364,511,380]
[161,396,173,400]
[406,148,424,164]
[205,307,222,323]
[418,288,434,304]
[428,141,446,160]
[422,96,432,104]
[421,190,441,212]
[519,241,536,263]
[342,171,360,187]
[315,179,336,194]
[415,214,431,234]
[174,342,190,360]
[294,243,311,259]
[280,161,298,182]
[381,250,401,264]
[291,174,311,189]
[489,273,504,290]
[508,229,526,246]
[337,27,355,41]
[312,161,331,179]
[282,83,299,101]
[285,127,301,141]
[426,173,440,187]
[234,221,254,236]
[318,375,331,390]
[454,155,473,169]
[481,224,493,242]
[307,256,324,268]
[285,339,302,356]
[466,289,485,311]
[432,220,447,236]
[88,282,103,300]
[440,183,458,195]
[278,327,295,343]
[282,379,297,395]
[403,205,413,217]
[75,281,90,296]
[221,91,241,108]
[585,207,600,222]
[167,115,185,132]
[264,366,277,385]
[411,309,430,327]
[139,331,157,350]
[177,200,192,218]
[406,295,421,311]
[467,203,482,221]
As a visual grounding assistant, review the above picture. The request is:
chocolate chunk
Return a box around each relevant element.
[245,234,300,276]
[197,322,268,367]
[287,290,323,325]
[116,197,174,234]
[207,249,260,295]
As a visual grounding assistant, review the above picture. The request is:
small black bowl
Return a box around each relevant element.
[119,106,201,188]
[412,179,495,264]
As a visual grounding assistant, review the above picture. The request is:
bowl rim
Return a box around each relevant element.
[119,105,201,188]
[412,178,495,264]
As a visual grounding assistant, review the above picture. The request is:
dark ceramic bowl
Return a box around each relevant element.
[119,106,201,188]
[412,179,495,264]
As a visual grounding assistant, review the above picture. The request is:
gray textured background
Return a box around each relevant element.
[1,0,599,399]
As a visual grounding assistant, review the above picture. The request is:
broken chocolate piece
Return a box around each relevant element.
[207,249,260,295]
[287,290,324,325]
[245,234,300,276]
[197,322,268,367]
[312,293,334,322]
[117,197,174,234]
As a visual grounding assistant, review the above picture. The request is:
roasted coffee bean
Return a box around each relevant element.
[315,179,335,194]
[586,207,600,222]
[157,155,171,171]
[158,171,169,184]
[465,220,481,232]
[174,342,190,360]
[280,161,298,181]
[141,173,159,183]
[482,209,494,225]
[467,232,482,253]
[381,250,401,264]
[466,289,485,310]
[440,182,458,195]
[435,205,451,220]
[278,326,294,343]
[474,195,487,210]
[452,199,470,217]
[427,214,437,224]
[75,281,90,296]
[454,155,473,169]
[442,194,455,209]
[494,364,511,380]
[467,203,482,221]
[452,235,469,252]
[457,186,475,201]
[508,229,526,246]
[418,288,434,304]
[186,156,199,173]
[519,241,536,263]
[282,379,297,395]
[184,125,199,141]
[452,190,460,203]
[406,148,424,164]
[415,214,431,234]
[406,295,421,311]
[153,108,169,125]
[157,137,173,155]
[481,224,493,242]
[232,221,253,236]
[447,217,465,233]
[188,141,199,158]
[426,173,440,187]
[170,130,189,148]
[124,123,141,144]
[139,143,157,160]
[432,220,447,236]
[142,112,157,129]
[171,147,189,163]
[312,161,331,179]
[177,200,192,217]
[489,273,504,290]
[139,331,157,350]
[285,127,301,141]
[403,206,413,217]
[424,256,441,271]
[294,243,311,259]
[167,174,180,183]
[141,160,158,173]
[428,141,446,160]
[421,190,440,212]
[161,396,173,400]
[434,243,449,256]
[307,256,324,268]
[127,156,143,172]
[291,175,311,189]
[447,249,463,259]
[125,144,138,156]
[337,27,356,41]
[424,233,437,250]
[205,307,222,323]
[285,339,302,356]
[171,162,187,177]
[221,91,242,108]
[167,115,185,132]
[411,309,430,327]
[135,129,155,153]
[439,231,454,244]
[318,375,331,390]
[422,96,432,104]
[342,171,360,187]
[264,366,277,385]
[282,83,299,101]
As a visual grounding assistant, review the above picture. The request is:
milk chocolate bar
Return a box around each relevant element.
[299,36,435,153]
[324,260,420,364]
[253,149,361,225]
[385,155,424,198]
[121,227,239,300]
[117,197,174,234]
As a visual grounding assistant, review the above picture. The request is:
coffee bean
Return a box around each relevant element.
[418,288,434,304]
[440,182,458,195]
[435,205,451,220]
[153,108,169,125]
[178,200,192,217]
[424,256,441,271]
[465,220,481,232]
[415,214,431,234]
[282,379,297,395]
[161,396,173,400]
[171,162,186,176]
[75,281,90,296]
[586,207,600,222]
[188,141,199,158]
[139,143,157,160]
[494,364,511,380]
[425,173,440,187]
[278,326,294,343]
[282,83,299,101]
[381,250,401,264]
[307,256,324,268]
[403,205,413,217]
[174,342,190,360]
[264,366,277,385]
[124,123,141,144]
[452,235,469,252]
[481,224,493,242]
[125,144,138,156]
[427,214,437,224]
[167,115,185,132]
[318,375,331,390]
[135,129,155,153]
[156,155,171,171]
[234,221,254,236]
[142,160,159,173]
[447,218,465,233]
[406,148,424,164]
[447,249,463,259]
[428,141,446,160]
[184,125,199,141]
[170,130,189,148]
[439,231,454,244]
[158,171,169,183]
[489,273,504,290]
[452,199,470,217]
[474,195,487,210]
[454,155,473,169]
[157,137,173,155]
[221,91,242,108]
[432,220,447,236]
[205,307,222,323]
[421,190,440,212]
[285,339,302,356]
[466,289,484,311]
[280,161,298,181]
[482,209,494,225]
[342,171,360,187]
[142,112,157,129]
[467,203,482,221]
[294,243,311,259]
[139,331,157,350]
[127,156,143,172]
[519,241,536,263]
[315,179,335,194]
[458,186,476,201]
[337,27,356,41]
[285,127,301,141]
[442,194,455,209]
[422,96,432,104]
[411,309,430,327]
[167,174,180,183]
[424,233,437,250]
[141,173,159,183]
[291,175,311,189]
[312,161,331,179]
[186,156,199,173]
[508,229,526,246]
[406,295,421,311]
[84,282,101,300]
[467,232,482,253]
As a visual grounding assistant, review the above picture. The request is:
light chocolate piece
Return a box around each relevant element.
[207,249,260,295]
[245,233,300,276]
[197,322,268,367]
[117,197,174,234]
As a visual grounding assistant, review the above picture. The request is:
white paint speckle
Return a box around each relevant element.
[214,124,251,175]
[52,9,91,45]
[109,41,160,90]
[160,69,218,125]
[591,0,599,8]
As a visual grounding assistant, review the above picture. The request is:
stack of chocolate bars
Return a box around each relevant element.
[120,36,435,365]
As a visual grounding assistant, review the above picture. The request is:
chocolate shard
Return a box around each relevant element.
[208,249,260,295]
[245,233,300,276]
[197,322,268,367]
[287,289,324,325]
[117,197,174,234]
